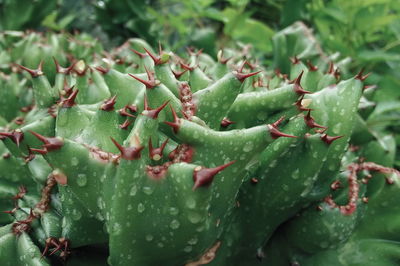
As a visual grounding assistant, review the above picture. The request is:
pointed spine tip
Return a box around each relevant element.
[294,70,311,94]
[221,117,235,128]
[18,61,44,77]
[172,69,188,79]
[29,131,63,151]
[144,100,170,119]
[354,68,370,81]
[129,68,159,89]
[61,89,79,108]
[143,47,163,65]
[321,134,343,145]
[304,111,326,129]
[268,117,297,139]
[164,105,180,133]
[234,71,261,83]
[110,137,143,160]
[306,60,318,71]
[192,161,235,190]
[0,131,24,146]
[149,138,169,160]
[180,61,196,71]
[130,48,147,58]
[119,119,133,130]
[101,95,117,111]
[95,66,110,74]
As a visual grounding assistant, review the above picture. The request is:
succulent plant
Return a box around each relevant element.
[0,23,398,266]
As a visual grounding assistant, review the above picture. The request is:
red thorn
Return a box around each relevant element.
[115,56,126,65]
[129,67,159,89]
[172,69,188,79]
[23,146,35,162]
[271,116,285,128]
[334,68,341,80]
[41,237,59,258]
[330,180,341,190]
[101,95,117,111]
[61,89,78,108]
[149,138,169,160]
[268,128,297,139]
[18,61,44,77]
[110,137,143,160]
[221,117,235,128]
[327,62,335,75]
[192,161,235,190]
[95,66,109,74]
[29,131,63,151]
[164,105,180,133]
[130,48,147,58]
[363,85,377,91]
[238,61,248,73]
[126,104,137,113]
[238,61,258,73]
[0,131,24,146]
[268,126,296,139]
[321,134,343,145]
[62,84,74,97]
[267,117,297,139]
[118,107,136,118]
[306,60,318,71]
[294,71,311,94]
[29,147,48,155]
[53,57,65,74]
[53,59,76,75]
[354,68,370,81]
[143,47,163,65]
[180,61,196,71]
[234,71,261,83]
[119,119,133,130]
[186,47,203,56]
[244,61,257,70]
[304,110,327,129]
[143,100,169,119]
[289,56,300,65]
[219,53,232,64]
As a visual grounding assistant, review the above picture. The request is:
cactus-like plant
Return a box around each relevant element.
[0,23,398,266]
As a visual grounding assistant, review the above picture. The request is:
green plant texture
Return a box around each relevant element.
[0,22,398,265]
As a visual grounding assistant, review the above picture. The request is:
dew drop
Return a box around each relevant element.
[143,186,154,195]
[137,203,145,213]
[188,212,202,224]
[170,219,180,229]
[76,174,87,187]
[130,185,137,196]
[146,234,154,241]
[243,141,254,152]
[184,246,193,253]
[292,169,300,179]
[71,209,82,221]
[71,157,79,166]
[169,207,179,216]
[186,198,196,209]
